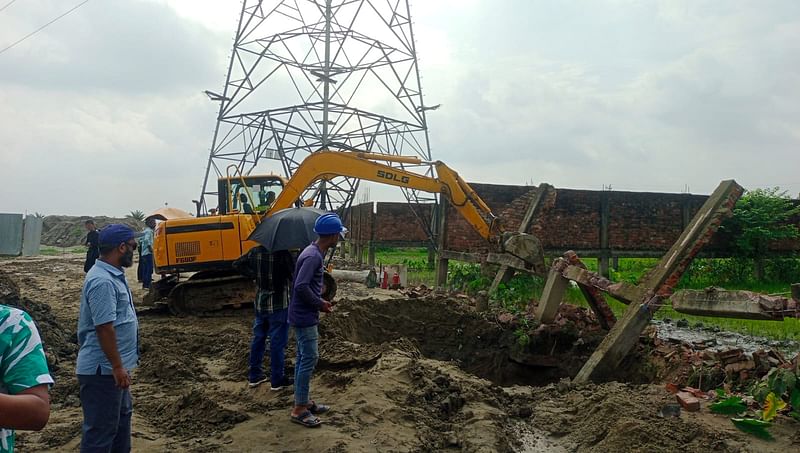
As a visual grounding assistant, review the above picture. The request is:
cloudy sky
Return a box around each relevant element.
[1,0,798,217]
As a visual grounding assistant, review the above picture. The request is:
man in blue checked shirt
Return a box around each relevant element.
[76,224,140,453]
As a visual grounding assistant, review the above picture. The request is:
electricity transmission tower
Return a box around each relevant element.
[199,0,437,231]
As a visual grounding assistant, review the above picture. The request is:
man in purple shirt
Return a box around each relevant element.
[288,213,346,427]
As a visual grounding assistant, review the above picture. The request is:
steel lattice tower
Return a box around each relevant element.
[199,0,437,229]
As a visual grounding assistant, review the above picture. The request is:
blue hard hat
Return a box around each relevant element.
[314,213,347,236]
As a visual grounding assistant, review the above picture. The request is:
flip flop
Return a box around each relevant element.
[309,401,330,415]
[291,410,322,428]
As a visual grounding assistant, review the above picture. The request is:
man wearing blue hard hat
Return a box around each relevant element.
[288,212,346,427]
[76,224,141,452]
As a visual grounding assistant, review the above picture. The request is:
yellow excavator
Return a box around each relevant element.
[145,151,545,314]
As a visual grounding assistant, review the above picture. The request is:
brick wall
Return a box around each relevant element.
[345,184,800,256]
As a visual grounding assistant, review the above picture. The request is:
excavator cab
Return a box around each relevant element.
[148,173,288,313]
[217,175,286,215]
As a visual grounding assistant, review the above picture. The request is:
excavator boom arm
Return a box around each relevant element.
[269,151,499,241]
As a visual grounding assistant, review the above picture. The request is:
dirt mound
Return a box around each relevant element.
[0,269,77,368]
[138,390,249,438]
[530,382,747,452]
[321,297,608,386]
[41,215,144,247]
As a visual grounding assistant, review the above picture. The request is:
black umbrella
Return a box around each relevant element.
[247,206,329,252]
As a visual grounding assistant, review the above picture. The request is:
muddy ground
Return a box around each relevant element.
[1,253,798,452]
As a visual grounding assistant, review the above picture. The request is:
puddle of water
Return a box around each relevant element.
[653,320,800,357]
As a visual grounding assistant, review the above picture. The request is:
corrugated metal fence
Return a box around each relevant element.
[0,213,42,256]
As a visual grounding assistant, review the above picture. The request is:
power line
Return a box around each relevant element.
[0,0,19,13]
[0,0,90,56]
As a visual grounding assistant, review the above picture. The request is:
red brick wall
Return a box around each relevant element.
[345,185,800,256]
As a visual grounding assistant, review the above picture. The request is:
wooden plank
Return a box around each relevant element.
[536,267,570,323]
[489,184,553,293]
[574,180,743,383]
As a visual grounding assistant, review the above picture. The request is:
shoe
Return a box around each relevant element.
[270,377,294,391]
[248,374,269,388]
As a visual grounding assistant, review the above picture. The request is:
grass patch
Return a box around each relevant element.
[40,246,85,256]
[370,248,800,340]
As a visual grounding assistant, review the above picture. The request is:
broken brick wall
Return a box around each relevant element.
[345,184,800,256]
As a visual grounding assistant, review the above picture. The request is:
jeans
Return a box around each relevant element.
[293,325,319,406]
[140,254,153,289]
[249,308,289,385]
[78,374,132,453]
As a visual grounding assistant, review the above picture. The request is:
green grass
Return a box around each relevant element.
[370,247,800,340]
[39,245,85,256]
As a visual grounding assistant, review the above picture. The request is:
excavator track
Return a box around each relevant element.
[146,273,255,316]
[144,271,336,316]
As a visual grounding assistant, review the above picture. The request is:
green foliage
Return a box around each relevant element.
[401,257,428,271]
[128,210,145,221]
[513,317,531,347]
[750,368,797,403]
[790,388,800,421]
[448,262,482,292]
[723,187,800,258]
[680,257,800,286]
[709,396,747,415]
[731,418,773,440]
[491,274,545,314]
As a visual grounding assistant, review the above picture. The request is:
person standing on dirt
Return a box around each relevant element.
[233,247,295,389]
[0,304,54,452]
[83,219,100,273]
[138,217,156,290]
[288,213,345,428]
[76,224,140,452]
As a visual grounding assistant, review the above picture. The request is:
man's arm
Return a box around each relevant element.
[95,322,131,389]
[294,256,324,310]
[0,385,50,430]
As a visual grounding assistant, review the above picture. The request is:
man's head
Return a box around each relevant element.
[313,213,347,249]
[84,219,96,231]
[239,193,248,203]
[145,217,156,229]
[98,224,140,268]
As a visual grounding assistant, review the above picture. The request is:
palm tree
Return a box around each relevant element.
[128,210,145,221]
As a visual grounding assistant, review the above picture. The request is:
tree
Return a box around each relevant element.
[722,187,800,280]
[128,210,145,221]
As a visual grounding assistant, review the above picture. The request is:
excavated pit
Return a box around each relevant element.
[320,296,611,387]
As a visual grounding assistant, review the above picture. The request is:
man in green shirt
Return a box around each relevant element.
[0,304,54,452]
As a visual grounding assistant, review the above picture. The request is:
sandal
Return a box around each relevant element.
[309,401,330,415]
[290,410,321,428]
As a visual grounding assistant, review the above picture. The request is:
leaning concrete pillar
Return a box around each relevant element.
[536,266,569,323]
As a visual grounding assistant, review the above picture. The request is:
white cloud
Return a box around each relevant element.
[1,0,799,218]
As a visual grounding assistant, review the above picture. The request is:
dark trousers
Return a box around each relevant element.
[140,254,153,289]
[78,374,132,453]
[249,308,289,385]
[84,250,99,273]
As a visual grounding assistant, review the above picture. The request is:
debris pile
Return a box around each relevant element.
[650,328,799,391]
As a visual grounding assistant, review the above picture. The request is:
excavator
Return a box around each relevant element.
[144,151,546,314]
